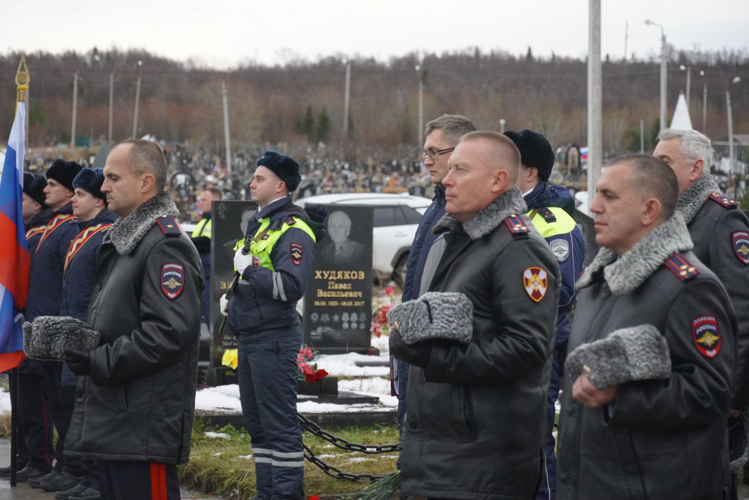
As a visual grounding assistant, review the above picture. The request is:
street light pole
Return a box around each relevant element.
[646,20,667,131]
[71,71,78,149]
[108,72,114,145]
[499,118,506,134]
[587,0,602,212]
[416,64,424,147]
[343,61,351,141]
[132,60,142,139]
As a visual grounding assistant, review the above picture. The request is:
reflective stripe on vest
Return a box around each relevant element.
[527,206,577,238]
[192,218,212,239]
[233,216,316,272]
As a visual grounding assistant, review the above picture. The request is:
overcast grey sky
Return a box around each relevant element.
[9,1,749,68]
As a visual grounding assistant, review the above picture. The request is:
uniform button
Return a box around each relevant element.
[75,389,82,399]
[561,474,571,483]
[95,284,102,292]
[567,406,576,415]
[408,418,418,430]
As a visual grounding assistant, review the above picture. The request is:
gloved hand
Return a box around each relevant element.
[220,294,229,317]
[389,326,432,368]
[234,247,254,275]
[63,347,91,376]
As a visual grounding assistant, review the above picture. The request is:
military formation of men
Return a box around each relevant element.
[8,116,748,500]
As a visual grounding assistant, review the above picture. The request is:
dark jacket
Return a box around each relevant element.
[525,182,585,346]
[64,191,204,465]
[25,207,54,260]
[25,203,78,322]
[677,176,749,410]
[391,188,560,500]
[401,185,445,302]
[557,214,735,500]
[60,209,118,322]
[228,196,327,343]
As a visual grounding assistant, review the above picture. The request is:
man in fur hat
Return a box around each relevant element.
[557,155,736,499]
[223,150,327,500]
[654,129,749,499]
[390,131,560,499]
[61,140,204,499]
[25,160,83,490]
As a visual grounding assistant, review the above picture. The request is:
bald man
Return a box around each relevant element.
[390,131,560,499]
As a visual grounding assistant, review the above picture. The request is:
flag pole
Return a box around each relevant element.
[10,55,30,489]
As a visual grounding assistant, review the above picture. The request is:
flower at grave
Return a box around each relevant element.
[308,495,320,500]
[221,348,238,370]
[371,302,395,338]
[297,345,328,383]
[385,286,393,296]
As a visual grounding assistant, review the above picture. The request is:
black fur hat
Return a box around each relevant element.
[73,168,106,201]
[23,172,48,208]
[256,150,301,193]
[46,159,83,192]
[503,129,555,181]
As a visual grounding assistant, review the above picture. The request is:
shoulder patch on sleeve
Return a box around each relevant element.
[523,267,548,302]
[708,193,739,209]
[663,253,701,281]
[504,215,530,239]
[161,263,185,299]
[692,315,721,358]
[156,216,182,237]
[550,238,570,262]
[290,242,303,265]
[732,231,749,265]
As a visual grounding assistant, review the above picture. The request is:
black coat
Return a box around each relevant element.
[557,237,735,499]
[687,194,749,410]
[391,190,560,500]
[64,192,204,464]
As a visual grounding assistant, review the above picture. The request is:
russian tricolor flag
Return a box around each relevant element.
[0,102,29,371]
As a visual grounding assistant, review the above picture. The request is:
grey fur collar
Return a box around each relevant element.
[676,175,721,224]
[107,191,180,255]
[432,186,527,241]
[577,212,693,295]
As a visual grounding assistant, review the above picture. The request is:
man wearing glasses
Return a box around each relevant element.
[392,114,475,430]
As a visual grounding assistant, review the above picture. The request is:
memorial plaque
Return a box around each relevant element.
[304,205,373,353]
[210,200,258,378]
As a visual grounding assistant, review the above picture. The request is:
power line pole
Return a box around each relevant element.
[71,71,79,149]
[587,0,602,211]
[343,61,351,141]
[108,72,114,145]
[727,90,735,180]
[132,75,141,139]
[221,80,232,175]
[624,21,628,61]
[640,119,645,153]
[686,65,691,110]
[416,65,424,147]
[702,84,708,132]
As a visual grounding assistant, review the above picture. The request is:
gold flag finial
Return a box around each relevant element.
[16,56,29,103]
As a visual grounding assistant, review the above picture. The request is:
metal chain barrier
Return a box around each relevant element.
[297,412,398,481]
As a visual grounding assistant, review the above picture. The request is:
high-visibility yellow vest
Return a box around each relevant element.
[233,216,316,271]
[527,206,578,238]
[192,218,212,239]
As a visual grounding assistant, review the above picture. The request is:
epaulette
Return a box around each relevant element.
[503,215,530,239]
[156,216,182,237]
[708,193,739,209]
[663,253,701,282]
[537,208,556,223]
[285,216,297,226]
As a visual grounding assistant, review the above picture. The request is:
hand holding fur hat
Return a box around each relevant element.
[24,316,100,361]
[387,292,473,345]
[566,325,671,390]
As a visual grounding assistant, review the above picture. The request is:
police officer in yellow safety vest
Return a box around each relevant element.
[191,187,222,325]
[504,129,586,500]
[220,151,327,500]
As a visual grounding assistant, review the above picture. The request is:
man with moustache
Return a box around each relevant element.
[557,155,735,499]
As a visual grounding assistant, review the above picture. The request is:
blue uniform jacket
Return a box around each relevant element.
[229,197,327,343]
[60,209,118,321]
[401,185,446,302]
[25,203,79,322]
[525,183,585,345]
[25,208,54,260]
